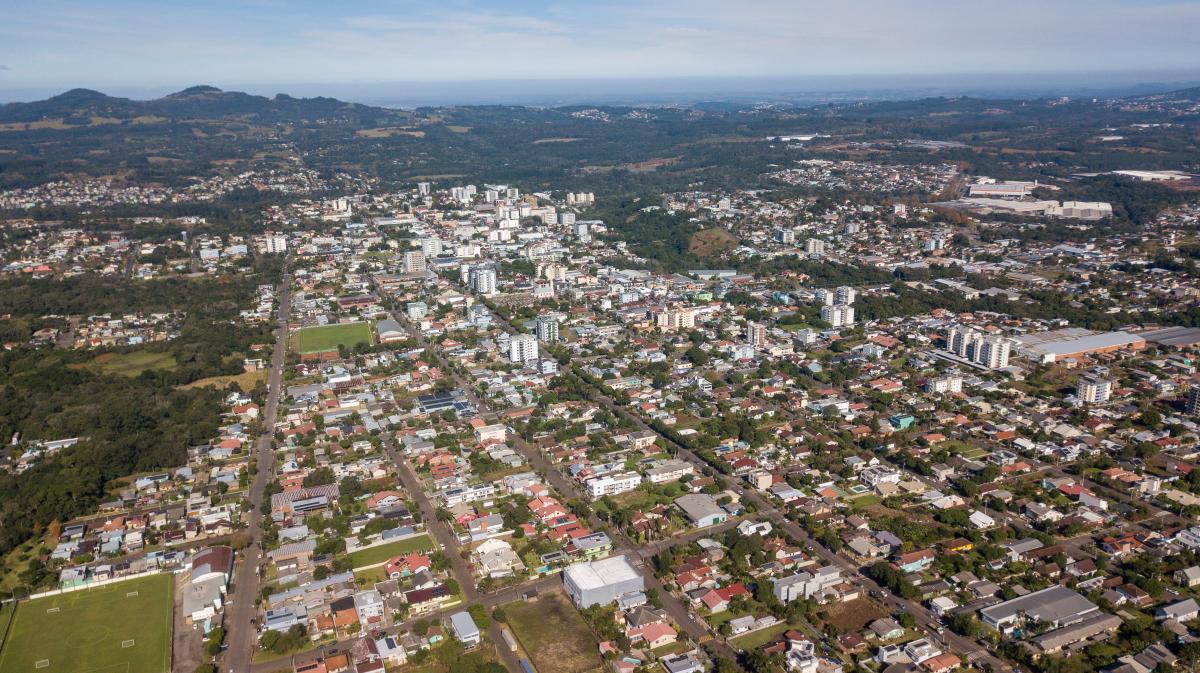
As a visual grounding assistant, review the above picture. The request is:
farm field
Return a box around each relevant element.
[0,573,174,673]
[294,322,372,354]
[506,591,601,673]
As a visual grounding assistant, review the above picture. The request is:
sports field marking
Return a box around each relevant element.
[121,640,135,648]
[34,660,48,668]
[125,591,138,597]
[44,608,58,614]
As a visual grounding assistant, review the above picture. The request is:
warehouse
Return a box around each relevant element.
[562,555,645,608]
[1013,329,1146,364]
[979,585,1100,632]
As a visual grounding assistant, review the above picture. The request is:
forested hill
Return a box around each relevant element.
[0,85,395,124]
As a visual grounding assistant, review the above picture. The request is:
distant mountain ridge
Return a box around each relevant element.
[0,85,392,124]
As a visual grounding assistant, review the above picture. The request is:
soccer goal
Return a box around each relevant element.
[121,639,136,648]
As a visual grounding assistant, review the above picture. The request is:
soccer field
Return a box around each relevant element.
[295,322,373,353]
[0,573,174,673]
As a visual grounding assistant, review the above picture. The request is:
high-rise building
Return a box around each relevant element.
[805,238,827,255]
[925,375,963,394]
[946,326,1012,370]
[264,234,287,254]
[510,334,539,364]
[1189,387,1200,415]
[746,321,767,347]
[403,250,427,275]
[776,229,796,245]
[834,286,857,305]
[1076,376,1112,404]
[470,266,497,295]
[418,182,431,196]
[536,315,560,343]
[815,289,835,306]
[655,307,695,332]
[821,304,855,328]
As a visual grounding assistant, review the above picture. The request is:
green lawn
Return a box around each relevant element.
[0,573,173,673]
[730,622,792,652]
[506,592,601,673]
[347,534,435,569]
[295,322,372,354]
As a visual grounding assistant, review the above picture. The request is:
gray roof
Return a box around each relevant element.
[979,585,1098,626]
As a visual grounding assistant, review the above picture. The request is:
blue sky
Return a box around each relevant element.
[1,0,1199,91]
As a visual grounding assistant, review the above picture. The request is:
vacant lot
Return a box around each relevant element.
[821,597,885,633]
[689,228,738,256]
[347,534,435,569]
[71,350,178,377]
[0,573,173,673]
[506,591,601,673]
[181,369,267,391]
[294,322,372,354]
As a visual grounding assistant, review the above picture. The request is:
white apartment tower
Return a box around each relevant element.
[821,304,855,328]
[509,334,539,364]
[1077,376,1113,404]
[536,315,560,343]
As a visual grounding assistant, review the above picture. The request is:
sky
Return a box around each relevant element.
[1,0,1199,97]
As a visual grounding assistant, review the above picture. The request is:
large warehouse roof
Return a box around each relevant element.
[980,585,1098,626]
[564,555,642,590]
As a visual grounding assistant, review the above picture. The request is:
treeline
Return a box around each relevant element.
[0,347,227,559]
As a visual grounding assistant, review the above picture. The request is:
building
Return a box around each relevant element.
[403,250,427,275]
[946,326,1012,369]
[674,493,727,528]
[509,334,539,364]
[265,234,288,254]
[1013,329,1146,364]
[586,472,640,499]
[644,459,694,485]
[925,375,963,394]
[448,611,481,647]
[1077,375,1113,404]
[776,229,796,245]
[469,266,497,295]
[821,304,855,328]
[834,286,857,305]
[562,555,645,608]
[772,566,843,602]
[376,319,406,344]
[655,307,696,332]
[746,321,767,347]
[1188,386,1200,415]
[805,238,827,255]
[535,315,559,343]
[978,585,1100,632]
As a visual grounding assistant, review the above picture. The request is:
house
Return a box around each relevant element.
[661,654,704,673]
[896,549,935,573]
[386,552,432,579]
[699,583,749,613]
[448,611,481,647]
[1157,598,1200,623]
[627,621,676,648]
[1175,566,1200,588]
[869,617,905,640]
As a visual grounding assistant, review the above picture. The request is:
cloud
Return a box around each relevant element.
[0,65,10,71]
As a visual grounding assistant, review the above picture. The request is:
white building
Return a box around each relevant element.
[1077,376,1113,404]
[509,334,539,364]
[586,472,640,499]
[821,304,855,328]
[536,315,559,343]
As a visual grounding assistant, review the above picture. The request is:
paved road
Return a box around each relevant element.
[224,259,291,673]
[568,370,1014,672]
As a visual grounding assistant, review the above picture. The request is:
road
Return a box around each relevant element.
[549,362,1013,671]
[224,258,291,673]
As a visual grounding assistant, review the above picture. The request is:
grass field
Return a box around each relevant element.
[506,592,601,673]
[294,322,372,354]
[347,534,435,569]
[181,369,267,391]
[0,573,173,673]
[730,622,792,652]
[71,351,178,377]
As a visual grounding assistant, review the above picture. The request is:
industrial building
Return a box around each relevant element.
[1013,328,1145,364]
[562,555,645,608]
